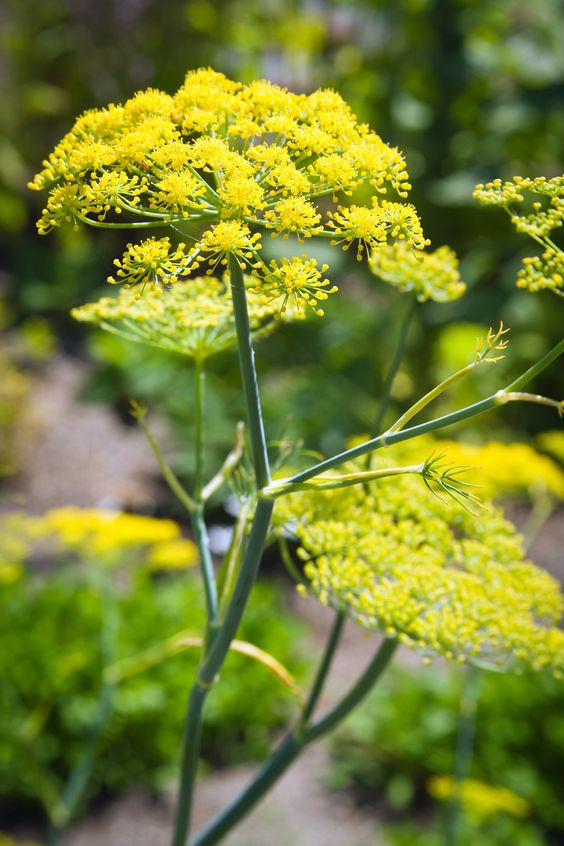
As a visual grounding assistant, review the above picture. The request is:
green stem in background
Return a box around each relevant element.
[442,667,481,846]
[228,253,271,489]
[133,404,218,624]
[372,296,416,437]
[132,403,197,514]
[45,570,118,846]
[281,339,564,488]
[171,497,274,846]
[300,612,345,726]
[194,358,205,499]
[189,638,397,846]
[503,339,564,391]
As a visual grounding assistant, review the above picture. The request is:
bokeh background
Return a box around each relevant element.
[1,2,563,845]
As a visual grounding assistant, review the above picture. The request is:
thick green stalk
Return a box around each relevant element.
[171,253,273,846]
[228,253,271,488]
[200,498,274,686]
[282,339,564,488]
[189,638,397,846]
[172,682,208,846]
[170,503,273,846]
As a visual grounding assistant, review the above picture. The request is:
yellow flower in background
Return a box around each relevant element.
[427,776,530,822]
[148,539,199,571]
[474,175,564,297]
[26,507,182,557]
[369,242,466,303]
[277,442,564,673]
[30,67,429,315]
[537,429,564,464]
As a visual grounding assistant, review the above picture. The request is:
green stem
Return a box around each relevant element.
[171,682,208,846]
[442,667,481,846]
[200,498,274,686]
[194,358,205,500]
[192,506,219,626]
[46,571,117,845]
[170,498,274,846]
[217,499,251,616]
[134,406,217,622]
[134,406,197,514]
[228,253,271,488]
[278,536,307,586]
[504,339,564,391]
[372,296,416,436]
[201,422,245,502]
[171,264,274,844]
[300,612,345,726]
[283,339,564,487]
[189,638,397,846]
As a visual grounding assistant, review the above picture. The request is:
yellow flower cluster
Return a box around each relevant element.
[368,242,466,303]
[277,444,564,673]
[108,237,190,286]
[30,68,428,314]
[72,274,304,360]
[267,257,336,317]
[474,175,563,297]
[427,776,530,822]
[146,538,199,571]
[1,509,199,573]
[16,507,197,566]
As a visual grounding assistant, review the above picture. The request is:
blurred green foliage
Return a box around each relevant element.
[328,665,564,842]
[385,816,547,846]
[0,558,308,823]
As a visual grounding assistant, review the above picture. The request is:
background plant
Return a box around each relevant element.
[0,510,308,827]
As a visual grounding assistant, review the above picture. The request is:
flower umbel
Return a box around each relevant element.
[474,175,564,297]
[267,256,337,317]
[30,68,428,309]
[276,442,564,674]
[369,242,466,303]
[108,237,191,286]
[72,274,304,360]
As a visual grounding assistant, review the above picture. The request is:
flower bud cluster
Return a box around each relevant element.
[277,442,564,673]
[369,242,466,302]
[474,175,563,297]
